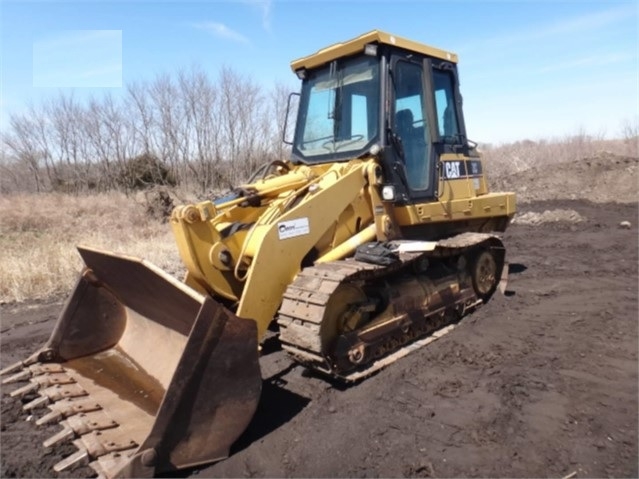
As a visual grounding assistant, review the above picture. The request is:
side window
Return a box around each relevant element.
[433,69,460,139]
[351,94,368,138]
[303,88,332,143]
[394,60,430,191]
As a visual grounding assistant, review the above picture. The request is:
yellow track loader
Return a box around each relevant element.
[2,31,516,478]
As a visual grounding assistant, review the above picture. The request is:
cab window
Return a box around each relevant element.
[433,69,460,140]
[393,60,430,190]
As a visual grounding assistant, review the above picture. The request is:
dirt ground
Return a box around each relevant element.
[1,199,637,478]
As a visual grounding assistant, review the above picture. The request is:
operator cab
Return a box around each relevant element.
[290,30,470,204]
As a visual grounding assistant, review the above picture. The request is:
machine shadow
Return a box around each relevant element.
[231,373,310,454]
[161,370,310,478]
[504,263,527,296]
[509,263,527,274]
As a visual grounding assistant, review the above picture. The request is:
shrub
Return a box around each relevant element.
[117,153,177,190]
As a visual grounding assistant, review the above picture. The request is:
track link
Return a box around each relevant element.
[277,233,505,381]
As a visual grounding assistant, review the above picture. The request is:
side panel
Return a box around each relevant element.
[236,162,372,340]
[393,152,516,229]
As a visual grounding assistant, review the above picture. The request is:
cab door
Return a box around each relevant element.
[389,55,438,200]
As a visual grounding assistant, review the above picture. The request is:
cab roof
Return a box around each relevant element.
[290,30,459,72]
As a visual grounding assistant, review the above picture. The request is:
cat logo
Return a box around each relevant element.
[444,161,461,179]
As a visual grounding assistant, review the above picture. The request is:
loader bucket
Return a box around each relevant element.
[1,246,262,478]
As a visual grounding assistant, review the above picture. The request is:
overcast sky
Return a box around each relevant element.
[1,0,637,144]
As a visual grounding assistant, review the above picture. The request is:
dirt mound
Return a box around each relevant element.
[512,208,584,225]
[493,152,638,203]
[1,200,637,478]
[134,187,176,221]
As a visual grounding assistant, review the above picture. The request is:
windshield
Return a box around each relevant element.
[293,56,380,163]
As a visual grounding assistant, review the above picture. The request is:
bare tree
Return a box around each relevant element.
[218,66,280,184]
[1,64,298,194]
[268,81,298,161]
[126,81,155,155]
[178,66,225,192]
[3,106,53,192]
[149,73,182,172]
[84,92,133,190]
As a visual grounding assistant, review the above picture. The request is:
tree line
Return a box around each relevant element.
[0,66,296,195]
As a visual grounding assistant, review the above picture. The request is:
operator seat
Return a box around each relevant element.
[395,109,424,188]
[395,109,415,141]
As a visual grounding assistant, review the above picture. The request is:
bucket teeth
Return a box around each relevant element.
[9,381,39,398]
[2,369,31,384]
[80,431,138,458]
[36,409,63,426]
[50,433,139,476]
[2,363,67,385]
[2,358,65,378]
[36,398,102,425]
[47,383,88,400]
[0,353,39,377]
[27,384,89,412]
[34,363,66,373]
[43,409,120,450]
[53,447,90,473]
[43,423,75,448]
[10,373,76,398]
[59,399,102,415]
[23,395,49,411]
[22,383,88,411]
[0,361,26,376]
[34,372,76,387]
[67,410,119,435]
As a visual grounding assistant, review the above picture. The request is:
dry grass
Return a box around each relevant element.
[1,135,637,303]
[0,192,183,303]
[480,134,638,178]
[479,135,638,203]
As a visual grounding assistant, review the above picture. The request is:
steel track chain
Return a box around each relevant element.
[276,233,504,381]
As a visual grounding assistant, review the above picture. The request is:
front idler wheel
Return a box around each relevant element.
[470,250,498,301]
